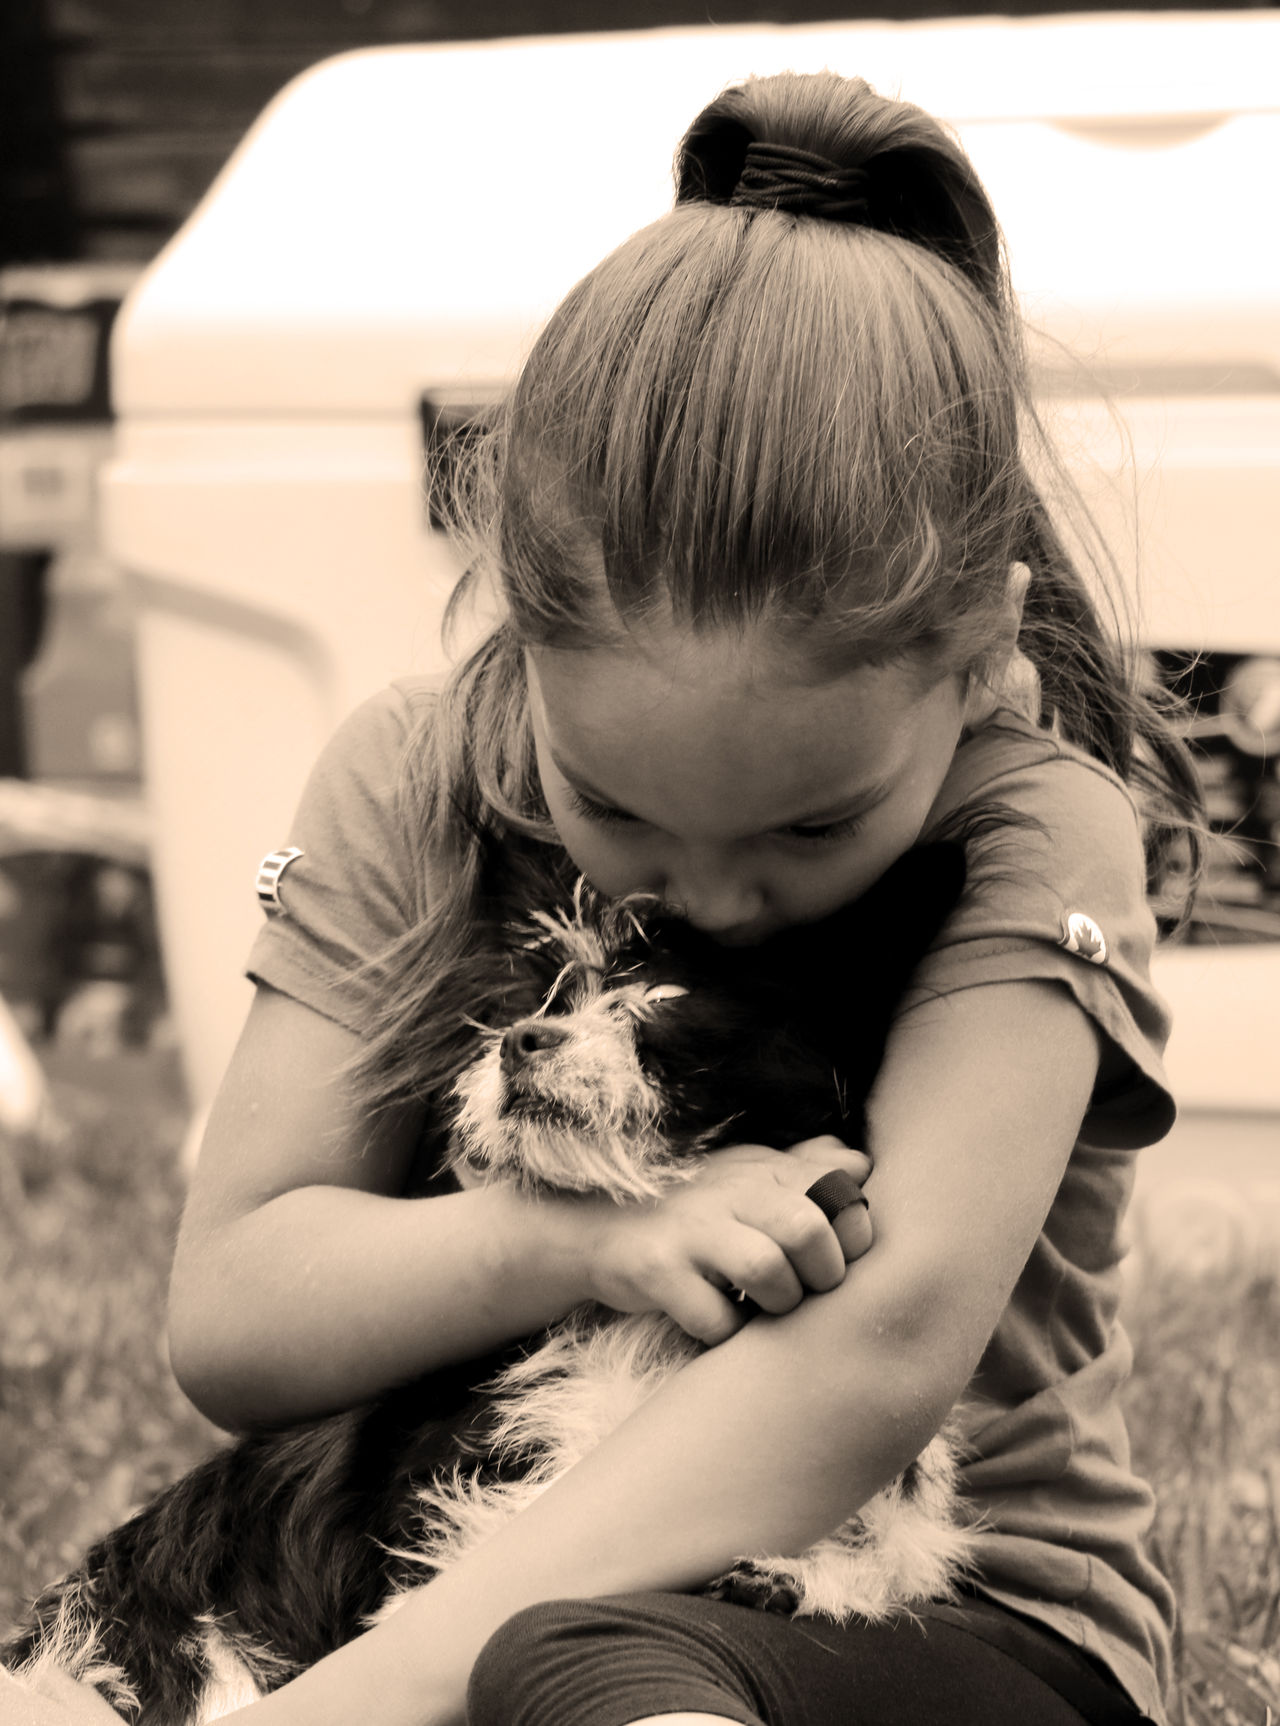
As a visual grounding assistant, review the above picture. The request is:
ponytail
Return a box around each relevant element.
[1013,485,1205,925]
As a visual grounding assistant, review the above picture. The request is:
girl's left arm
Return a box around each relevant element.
[223,976,1102,1726]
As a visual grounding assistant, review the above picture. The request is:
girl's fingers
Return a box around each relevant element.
[724,1188,849,1300]
[663,1272,749,1348]
[785,1135,873,1188]
[692,1194,866,1338]
[583,1139,871,1331]
[769,1192,851,1294]
[706,1224,807,1316]
[833,1193,874,1263]
[800,1167,873,1265]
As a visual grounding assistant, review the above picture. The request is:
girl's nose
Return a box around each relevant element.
[664,854,765,934]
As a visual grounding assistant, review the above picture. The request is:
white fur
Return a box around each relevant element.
[4,1579,139,1715]
[190,1622,269,1721]
[451,984,706,1202]
[3,1565,293,1725]
[3,1595,274,1726]
[369,1306,977,1628]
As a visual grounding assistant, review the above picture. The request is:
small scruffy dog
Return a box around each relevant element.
[4,837,976,1724]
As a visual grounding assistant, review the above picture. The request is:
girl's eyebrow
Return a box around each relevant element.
[549,748,893,829]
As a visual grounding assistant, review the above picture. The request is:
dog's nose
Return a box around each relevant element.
[500,1018,572,1075]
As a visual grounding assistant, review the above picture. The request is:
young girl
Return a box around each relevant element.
[11,67,1204,1726]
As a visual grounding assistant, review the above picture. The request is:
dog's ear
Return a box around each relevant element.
[852,841,967,972]
[617,905,728,984]
[469,826,577,926]
[766,841,966,1001]
[754,841,969,1143]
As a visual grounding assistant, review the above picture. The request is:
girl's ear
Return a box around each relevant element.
[1006,559,1032,624]
[963,561,1036,727]
[990,560,1031,666]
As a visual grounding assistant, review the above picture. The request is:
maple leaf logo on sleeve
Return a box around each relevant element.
[1060,911,1108,965]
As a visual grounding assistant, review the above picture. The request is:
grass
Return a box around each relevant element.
[1,1045,1278,1724]
[0,1045,219,1630]
[1122,1228,1280,1724]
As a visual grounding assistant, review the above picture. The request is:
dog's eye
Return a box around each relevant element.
[643,983,689,1004]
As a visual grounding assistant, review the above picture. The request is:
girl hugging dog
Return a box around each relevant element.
[6,66,1203,1726]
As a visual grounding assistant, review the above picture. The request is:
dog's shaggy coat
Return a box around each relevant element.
[3,838,979,1724]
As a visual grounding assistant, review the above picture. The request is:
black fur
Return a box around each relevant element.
[604,840,966,1153]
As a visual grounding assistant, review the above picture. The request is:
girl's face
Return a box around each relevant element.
[527,621,971,945]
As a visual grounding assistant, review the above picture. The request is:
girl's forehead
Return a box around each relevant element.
[526,630,964,834]
[528,620,944,728]
[535,613,913,696]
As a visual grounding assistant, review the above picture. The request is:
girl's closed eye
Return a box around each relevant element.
[777,815,867,848]
[566,787,639,827]
[568,784,866,849]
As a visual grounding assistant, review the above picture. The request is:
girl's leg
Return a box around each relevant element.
[466,1593,1149,1726]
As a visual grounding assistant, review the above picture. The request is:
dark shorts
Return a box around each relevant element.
[467,1590,1155,1726]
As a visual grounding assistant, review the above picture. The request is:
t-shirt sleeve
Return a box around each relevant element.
[907,749,1177,1151]
[244,682,430,1034]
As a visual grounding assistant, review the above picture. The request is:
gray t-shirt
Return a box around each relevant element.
[247,677,1177,1722]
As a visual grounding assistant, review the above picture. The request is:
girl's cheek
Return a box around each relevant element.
[557,832,623,894]
[546,805,656,899]
[534,760,646,894]
[772,857,879,926]
[772,822,924,925]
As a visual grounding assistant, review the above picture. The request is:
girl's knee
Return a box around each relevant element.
[467,1593,759,1726]
[467,1598,607,1726]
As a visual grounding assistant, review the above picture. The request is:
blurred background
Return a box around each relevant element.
[2,9,1279,1713]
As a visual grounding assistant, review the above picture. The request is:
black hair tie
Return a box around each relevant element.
[729,140,872,223]
[804,1168,869,1223]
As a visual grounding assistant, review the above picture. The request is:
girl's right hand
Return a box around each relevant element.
[571,1135,873,1346]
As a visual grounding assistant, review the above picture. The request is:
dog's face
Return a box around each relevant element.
[450,884,841,1203]
[449,842,967,1205]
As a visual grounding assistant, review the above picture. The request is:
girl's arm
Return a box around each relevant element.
[216,974,1101,1726]
[168,985,591,1427]
[170,985,870,1430]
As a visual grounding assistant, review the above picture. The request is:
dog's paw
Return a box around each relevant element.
[701,1559,799,1616]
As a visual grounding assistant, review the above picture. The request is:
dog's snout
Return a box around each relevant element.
[500,1018,573,1075]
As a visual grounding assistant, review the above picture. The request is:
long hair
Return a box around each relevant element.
[352,70,1205,1111]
